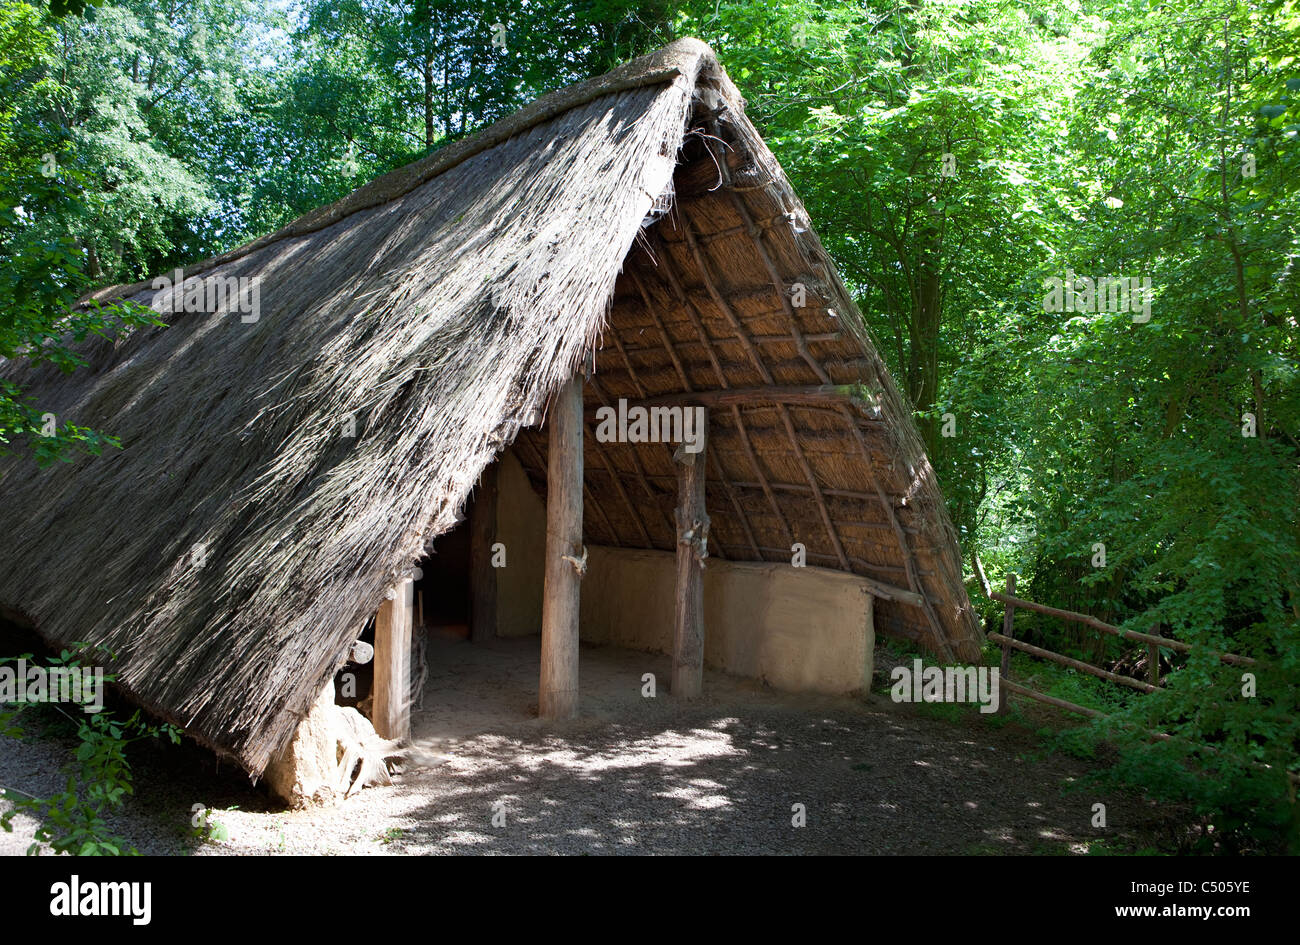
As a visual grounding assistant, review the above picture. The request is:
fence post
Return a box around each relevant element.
[998,573,1016,714]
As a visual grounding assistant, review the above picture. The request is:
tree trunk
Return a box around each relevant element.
[910,217,943,455]
[423,54,435,151]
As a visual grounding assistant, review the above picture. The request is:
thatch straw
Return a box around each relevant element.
[0,39,979,776]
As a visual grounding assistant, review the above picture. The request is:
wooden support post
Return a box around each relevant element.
[672,411,709,698]
[469,462,498,644]
[539,375,584,720]
[373,575,414,741]
[1148,629,1161,687]
[998,573,1015,715]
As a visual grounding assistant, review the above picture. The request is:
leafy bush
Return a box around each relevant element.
[0,648,181,855]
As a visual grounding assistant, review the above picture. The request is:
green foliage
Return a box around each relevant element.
[241,0,667,238]
[965,0,1299,852]
[1011,651,1135,716]
[0,647,182,855]
[0,0,1295,852]
[1088,652,1300,854]
[0,0,172,463]
[680,0,1297,853]
[190,804,231,844]
[0,172,165,462]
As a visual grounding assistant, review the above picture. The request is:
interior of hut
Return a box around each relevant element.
[333,90,970,731]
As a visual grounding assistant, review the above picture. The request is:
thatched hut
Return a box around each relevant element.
[0,39,981,793]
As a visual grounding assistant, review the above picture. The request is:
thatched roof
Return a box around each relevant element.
[0,39,981,776]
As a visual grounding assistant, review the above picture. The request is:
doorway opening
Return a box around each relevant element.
[416,519,471,640]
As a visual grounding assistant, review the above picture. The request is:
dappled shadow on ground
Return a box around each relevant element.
[1,634,1180,855]
[391,701,1168,855]
[374,635,1174,855]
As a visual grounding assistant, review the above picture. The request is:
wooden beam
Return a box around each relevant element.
[373,576,413,741]
[588,426,655,547]
[711,479,909,506]
[972,552,993,599]
[672,414,709,698]
[708,540,925,578]
[850,573,927,607]
[618,331,842,354]
[646,233,798,559]
[583,480,622,548]
[622,384,867,411]
[973,554,1259,670]
[539,374,584,720]
[999,678,1106,719]
[676,216,851,572]
[728,409,795,555]
[704,449,751,561]
[600,474,917,527]
[469,463,498,644]
[988,632,1159,694]
[629,268,693,391]
[588,374,676,540]
[627,258,766,561]
[989,588,1257,667]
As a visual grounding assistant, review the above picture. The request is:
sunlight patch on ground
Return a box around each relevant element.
[434,727,745,777]
[655,778,733,811]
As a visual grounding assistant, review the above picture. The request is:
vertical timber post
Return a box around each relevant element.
[672,409,708,698]
[1148,627,1161,687]
[469,462,499,644]
[998,572,1015,715]
[374,575,414,741]
[539,375,584,720]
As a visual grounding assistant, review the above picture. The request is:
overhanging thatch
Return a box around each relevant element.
[0,38,981,776]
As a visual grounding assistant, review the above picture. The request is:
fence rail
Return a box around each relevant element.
[970,554,1296,786]
[970,554,1258,717]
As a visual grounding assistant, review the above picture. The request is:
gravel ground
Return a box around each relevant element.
[0,635,1182,855]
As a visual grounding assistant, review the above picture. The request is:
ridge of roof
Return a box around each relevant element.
[82,38,733,307]
[2,38,983,773]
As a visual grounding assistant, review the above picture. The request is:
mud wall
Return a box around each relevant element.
[492,449,875,693]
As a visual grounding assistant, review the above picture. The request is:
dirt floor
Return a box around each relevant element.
[0,633,1184,855]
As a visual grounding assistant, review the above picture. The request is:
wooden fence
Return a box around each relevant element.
[971,555,1256,719]
[971,556,1296,787]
